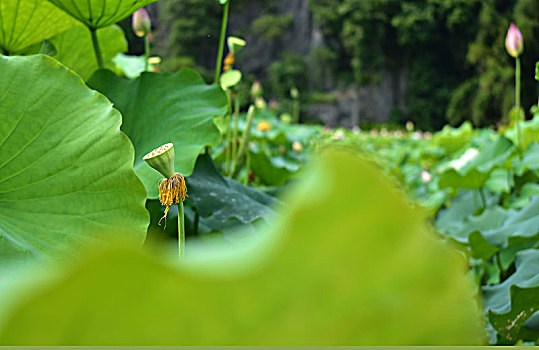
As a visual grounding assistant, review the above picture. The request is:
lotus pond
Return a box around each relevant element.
[0,0,538,346]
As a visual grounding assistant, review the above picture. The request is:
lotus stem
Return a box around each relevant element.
[214,0,230,84]
[89,27,104,69]
[515,57,523,156]
[233,105,255,177]
[144,36,150,72]
[231,94,240,171]
[178,200,185,259]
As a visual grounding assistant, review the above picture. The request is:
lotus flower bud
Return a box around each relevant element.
[505,22,523,58]
[133,8,151,37]
[280,113,292,124]
[421,171,432,184]
[405,121,414,132]
[255,97,266,109]
[292,141,303,152]
[290,87,299,99]
[251,81,263,98]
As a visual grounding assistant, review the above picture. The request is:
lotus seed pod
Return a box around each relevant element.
[505,22,523,58]
[133,8,151,37]
[143,143,175,178]
[227,36,246,54]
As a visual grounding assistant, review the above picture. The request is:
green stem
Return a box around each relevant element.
[233,105,255,177]
[293,99,300,123]
[225,114,231,174]
[231,94,240,172]
[515,57,523,156]
[515,57,521,107]
[178,201,185,259]
[496,251,506,280]
[144,35,150,72]
[193,209,199,236]
[225,90,232,175]
[213,0,230,84]
[89,27,104,69]
[479,189,487,208]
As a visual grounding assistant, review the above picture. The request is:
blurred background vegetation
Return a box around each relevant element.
[120,0,539,131]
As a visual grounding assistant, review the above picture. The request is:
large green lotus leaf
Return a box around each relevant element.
[0,0,78,54]
[482,249,539,344]
[0,150,483,345]
[87,69,228,198]
[47,0,157,29]
[50,24,127,80]
[438,137,514,190]
[187,154,281,224]
[0,55,148,264]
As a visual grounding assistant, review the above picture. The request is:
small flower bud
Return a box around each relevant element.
[421,171,432,184]
[133,7,151,37]
[251,81,263,98]
[505,22,524,58]
[255,97,266,109]
[405,121,414,132]
[292,141,303,152]
[290,87,299,99]
[280,113,292,124]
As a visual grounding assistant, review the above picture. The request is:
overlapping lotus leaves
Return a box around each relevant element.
[0,0,78,53]
[482,249,539,344]
[187,154,281,224]
[0,55,149,264]
[50,25,127,80]
[47,0,158,29]
[438,136,514,189]
[481,197,539,248]
[249,146,300,186]
[513,142,539,176]
[505,116,539,151]
[431,121,473,153]
[87,69,228,198]
[0,150,482,345]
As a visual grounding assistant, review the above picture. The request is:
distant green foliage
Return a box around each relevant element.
[158,0,222,72]
[311,0,539,128]
[252,14,293,42]
[268,52,308,99]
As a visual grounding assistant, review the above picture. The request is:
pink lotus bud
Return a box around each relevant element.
[421,171,432,184]
[133,8,151,37]
[505,22,523,58]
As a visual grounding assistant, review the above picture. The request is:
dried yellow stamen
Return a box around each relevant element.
[158,173,188,228]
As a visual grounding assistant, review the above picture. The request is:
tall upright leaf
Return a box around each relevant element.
[88,69,228,198]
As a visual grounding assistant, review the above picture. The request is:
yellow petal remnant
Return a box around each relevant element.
[256,119,271,131]
[158,173,188,228]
